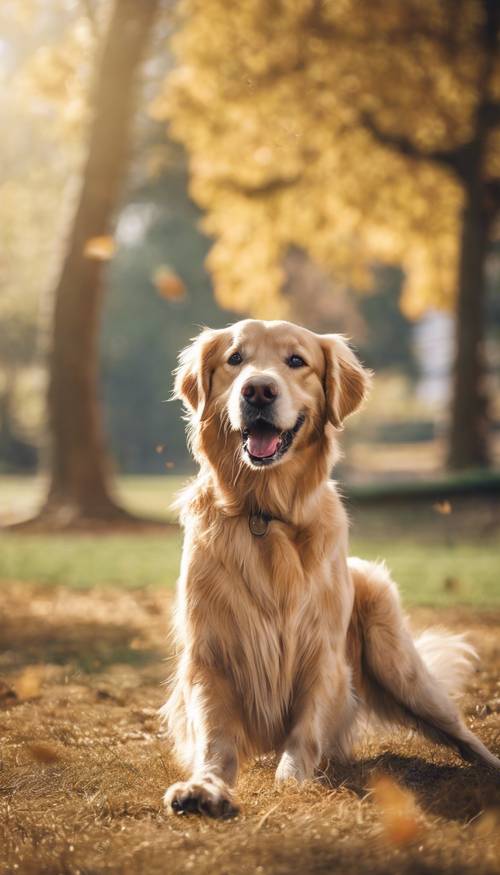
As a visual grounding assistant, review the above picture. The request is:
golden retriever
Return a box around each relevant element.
[162,319,499,817]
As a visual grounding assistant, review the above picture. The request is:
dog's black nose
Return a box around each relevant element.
[241,378,278,407]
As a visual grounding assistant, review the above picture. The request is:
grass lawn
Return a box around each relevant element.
[0,474,186,526]
[0,532,498,606]
[0,474,499,605]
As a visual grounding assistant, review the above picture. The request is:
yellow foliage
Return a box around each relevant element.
[17,14,95,141]
[0,2,98,324]
[160,0,499,319]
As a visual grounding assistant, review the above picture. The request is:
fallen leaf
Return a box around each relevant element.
[371,774,420,846]
[433,500,452,515]
[84,235,116,261]
[15,666,45,700]
[27,742,62,764]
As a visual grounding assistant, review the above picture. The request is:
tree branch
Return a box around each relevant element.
[221,175,301,198]
[361,111,463,170]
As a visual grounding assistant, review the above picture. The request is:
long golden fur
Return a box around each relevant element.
[162,319,499,818]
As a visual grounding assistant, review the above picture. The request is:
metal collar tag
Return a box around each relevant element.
[248,512,271,537]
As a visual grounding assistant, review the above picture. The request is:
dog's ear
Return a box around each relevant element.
[174,329,223,417]
[320,334,371,427]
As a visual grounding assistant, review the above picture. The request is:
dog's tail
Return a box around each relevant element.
[348,557,500,771]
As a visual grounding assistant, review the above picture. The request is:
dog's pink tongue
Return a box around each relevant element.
[248,432,280,458]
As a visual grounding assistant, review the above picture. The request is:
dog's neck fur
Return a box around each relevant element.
[187,415,340,528]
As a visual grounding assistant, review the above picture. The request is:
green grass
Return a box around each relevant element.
[350,539,499,606]
[0,475,498,605]
[115,474,188,522]
[0,474,187,525]
[0,532,182,589]
[0,531,498,605]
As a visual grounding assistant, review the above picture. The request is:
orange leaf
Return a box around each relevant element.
[371,775,420,846]
[153,266,186,301]
[27,742,62,764]
[84,235,116,261]
[433,500,452,515]
[15,666,45,700]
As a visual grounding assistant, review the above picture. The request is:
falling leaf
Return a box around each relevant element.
[27,742,62,764]
[153,266,186,301]
[444,576,461,593]
[84,235,116,261]
[433,501,452,515]
[130,637,146,651]
[371,774,420,846]
[15,666,45,700]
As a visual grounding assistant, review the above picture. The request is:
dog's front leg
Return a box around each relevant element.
[275,685,324,783]
[275,659,355,784]
[164,672,240,818]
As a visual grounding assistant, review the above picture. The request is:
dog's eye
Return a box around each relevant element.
[227,351,243,366]
[286,354,306,369]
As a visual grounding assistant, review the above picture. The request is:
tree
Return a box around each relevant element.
[159,0,500,469]
[41,0,160,524]
[0,1,90,474]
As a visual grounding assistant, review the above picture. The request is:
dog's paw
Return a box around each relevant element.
[164,777,239,819]
[275,751,308,784]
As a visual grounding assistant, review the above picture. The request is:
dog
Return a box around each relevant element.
[162,318,499,817]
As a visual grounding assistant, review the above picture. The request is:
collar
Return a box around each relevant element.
[248,510,274,537]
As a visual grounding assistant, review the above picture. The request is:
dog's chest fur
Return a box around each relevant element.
[185,512,343,751]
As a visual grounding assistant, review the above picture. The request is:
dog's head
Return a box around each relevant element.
[175,319,370,471]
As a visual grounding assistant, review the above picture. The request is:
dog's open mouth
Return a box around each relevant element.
[242,414,305,466]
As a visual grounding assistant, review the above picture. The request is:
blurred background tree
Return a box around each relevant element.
[43,0,160,525]
[0,0,90,477]
[1,0,499,530]
[159,0,500,470]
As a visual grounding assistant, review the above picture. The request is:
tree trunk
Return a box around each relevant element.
[447,152,490,470]
[43,0,159,524]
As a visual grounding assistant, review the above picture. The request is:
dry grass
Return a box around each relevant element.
[1,582,499,875]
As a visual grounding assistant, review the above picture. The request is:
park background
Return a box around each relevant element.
[0,2,499,875]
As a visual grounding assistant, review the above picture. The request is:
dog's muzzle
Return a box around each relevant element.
[240,408,306,466]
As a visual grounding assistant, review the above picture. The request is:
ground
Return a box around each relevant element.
[0,477,499,874]
[0,583,499,875]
